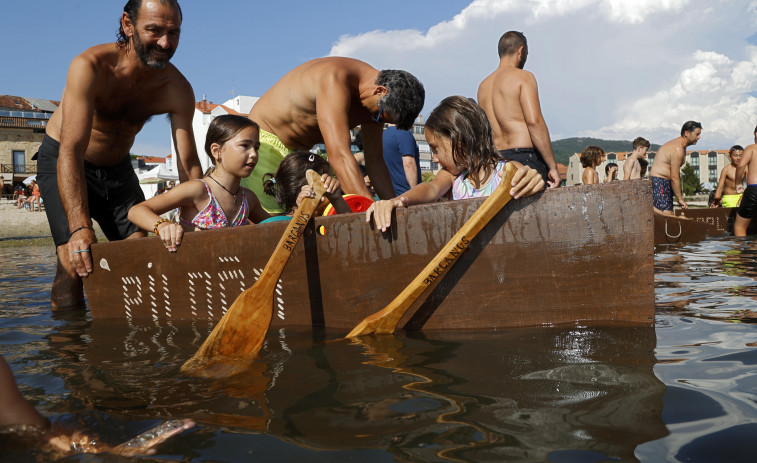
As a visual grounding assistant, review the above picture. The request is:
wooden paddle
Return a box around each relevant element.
[347,162,519,338]
[182,170,326,374]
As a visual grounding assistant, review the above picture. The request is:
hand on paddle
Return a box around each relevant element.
[503,162,545,198]
[297,174,342,205]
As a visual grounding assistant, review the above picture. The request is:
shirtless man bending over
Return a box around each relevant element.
[478,31,559,189]
[247,57,425,212]
[38,0,202,309]
[649,121,701,215]
[734,126,757,236]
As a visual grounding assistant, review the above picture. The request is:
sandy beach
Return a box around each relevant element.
[0,199,105,245]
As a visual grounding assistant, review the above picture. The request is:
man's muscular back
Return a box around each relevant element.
[477,67,534,150]
[46,43,192,166]
[249,57,377,149]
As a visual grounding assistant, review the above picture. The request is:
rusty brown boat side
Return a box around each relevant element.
[654,213,715,246]
[83,179,655,330]
[674,207,757,236]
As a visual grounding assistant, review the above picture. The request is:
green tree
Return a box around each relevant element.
[680,163,703,195]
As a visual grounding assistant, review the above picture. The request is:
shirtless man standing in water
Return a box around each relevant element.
[478,31,559,189]
[37,0,202,309]
[247,57,425,212]
[648,121,702,215]
[734,126,757,236]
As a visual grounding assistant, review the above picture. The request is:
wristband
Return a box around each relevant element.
[153,218,171,234]
[69,225,94,239]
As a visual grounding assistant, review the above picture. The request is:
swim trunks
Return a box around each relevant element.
[737,185,757,219]
[178,179,249,229]
[651,176,674,212]
[240,129,292,214]
[722,194,742,208]
[453,160,508,200]
[498,148,549,187]
[36,135,146,247]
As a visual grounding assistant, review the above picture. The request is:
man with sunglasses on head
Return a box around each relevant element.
[36,0,202,310]
[246,57,425,213]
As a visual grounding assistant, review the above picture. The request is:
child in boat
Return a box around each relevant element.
[260,151,351,223]
[366,96,545,232]
[580,145,605,185]
[128,114,270,252]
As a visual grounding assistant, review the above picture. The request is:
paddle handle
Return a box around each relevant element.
[347,162,518,337]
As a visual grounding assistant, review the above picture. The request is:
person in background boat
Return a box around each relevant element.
[383,125,421,195]
[0,355,194,457]
[36,0,202,309]
[623,137,651,180]
[260,151,351,223]
[477,31,559,189]
[128,115,269,252]
[245,57,425,213]
[580,146,605,185]
[366,96,544,232]
[711,145,744,208]
[734,125,757,236]
[605,163,619,182]
[650,121,702,215]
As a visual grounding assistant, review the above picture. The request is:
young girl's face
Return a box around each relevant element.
[426,129,460,176]
[217,126,260,176]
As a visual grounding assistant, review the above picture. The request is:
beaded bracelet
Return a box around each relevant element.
[153,218,171,234]
[69,225,94,239]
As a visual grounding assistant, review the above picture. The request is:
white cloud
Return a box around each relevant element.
[330,0,757,148]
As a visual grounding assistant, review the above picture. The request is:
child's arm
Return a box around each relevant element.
[245,189,272,224]
[711,168,727,207]
[367,170,455,232]
[127,181,201,252]
[320,174,351,214]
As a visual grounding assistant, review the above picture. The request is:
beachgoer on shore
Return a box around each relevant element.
[734,125,757,236]
[711,145,744,208]
[478,31,559,189]
[128,115,270,252]
[36,0,202,310]
[260,151,351,224]
[649,121,702,215]
[580,146,605,185]
[623,137,650,180]
[245,57,425,213]
[365,96,544,232]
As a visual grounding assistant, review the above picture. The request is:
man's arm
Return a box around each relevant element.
[520,72,559,188]
[670,148,688,208]
[403,156,420,189]
[57,55,99,276]
[361,123,396,199]
[315,76,378,199]
[169,79,202,182]
[736,148,752,187]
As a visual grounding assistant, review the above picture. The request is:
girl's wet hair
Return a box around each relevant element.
[580,146,604,168]
[263,151,331,214]
[204,115,259,165]
[425,96,499,181]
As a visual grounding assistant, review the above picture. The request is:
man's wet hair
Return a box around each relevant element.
[632,137,650,150]
[117,0,183,49]
[680,121,702,136]
[498,31,527,58]
[730,145,744,155]
[376,70,425,131]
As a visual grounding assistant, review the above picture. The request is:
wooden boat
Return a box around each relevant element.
[83,179,655,329]
[654,212,715,246]
[674,207,757,236]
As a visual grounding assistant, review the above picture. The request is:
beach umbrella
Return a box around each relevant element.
[23,175,37,185]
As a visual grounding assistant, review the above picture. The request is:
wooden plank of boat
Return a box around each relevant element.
[83,179,655,329]
[654,212,714,246]
[674,207,757,236]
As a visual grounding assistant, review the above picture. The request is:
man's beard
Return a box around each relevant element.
[132,30,175,69]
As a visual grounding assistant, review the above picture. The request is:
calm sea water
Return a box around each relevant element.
[1,240,757,462]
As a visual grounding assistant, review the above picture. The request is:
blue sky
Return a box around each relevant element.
[4,0,757,156]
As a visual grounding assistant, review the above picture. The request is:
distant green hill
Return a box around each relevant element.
[551,137,661,165]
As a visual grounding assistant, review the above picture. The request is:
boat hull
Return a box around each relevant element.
[674,207,757,236]
[84,179,655,330]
